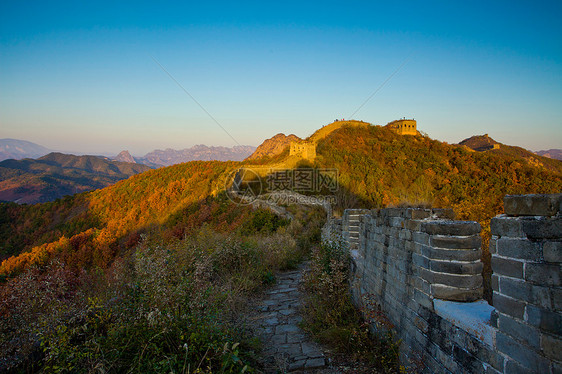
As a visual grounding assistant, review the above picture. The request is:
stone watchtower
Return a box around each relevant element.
[289,141,316,160]
[386,119,417,135]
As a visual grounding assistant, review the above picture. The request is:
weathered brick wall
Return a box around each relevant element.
[326,194,561,373]
[490,194,561,373]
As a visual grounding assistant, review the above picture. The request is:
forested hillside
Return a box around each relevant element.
[0,152,151,204]
[0,161,243,275]
[315,125,562,222]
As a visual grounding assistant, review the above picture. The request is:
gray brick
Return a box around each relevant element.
[554,288,562,311]
[520,217,562,240]
[421,220,481,236]
[493,292,525,319]
[541,332,562,361]
[429,258,483,275]
[420,267,482,288]
[524,262,561,286]
[413,288,433,310]
[405,208,432,219]
[496,332,550,373]
[526,304,562,335]
[504,359,534,374]
[421,245,482,262]
[544,241,562,263]
[431,284,483,301]
[496,238,542,261]
[451,331,504,371]
[498,313,540,349]
[382,207,405,217]
[430,234,482,249]
[503,193,562,217]
[452,344,485,374]
[492,256,523,279]
[432,208,455,219]
[412,252,430,269]
[405,219,422,231]
[413,275,431,294]
[491,256,524,278]
[491,216,525,237]
[413,231,430,245]
[398,229,412,240]
[499,277,552,309]
[389,216,405,228]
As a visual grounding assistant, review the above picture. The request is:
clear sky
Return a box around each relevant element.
[1,1,561,155]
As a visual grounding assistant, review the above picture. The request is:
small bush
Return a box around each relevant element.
[302,239,403,373]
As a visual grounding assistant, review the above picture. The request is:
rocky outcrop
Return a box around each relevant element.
[115,150,136,164]
[246,134,301,161]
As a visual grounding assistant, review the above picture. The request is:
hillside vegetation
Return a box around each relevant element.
[314,125,561,219]
[0,152,151,204]
[0,153,331,372]
[459,134,562,172]
[0,161,241,274]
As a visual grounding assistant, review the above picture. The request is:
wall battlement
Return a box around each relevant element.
[289,120,370,161]
[289,141,317,160]
[386,118,417,135]
[323,193,562,373]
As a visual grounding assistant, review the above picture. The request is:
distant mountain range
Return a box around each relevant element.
[0,152,150,204]
[113,145,256,167]
[1,139,256,167]
[535,149,562,161]
[0,139,51,161]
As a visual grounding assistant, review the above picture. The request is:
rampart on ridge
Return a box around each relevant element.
[323,194,562,373]
[289,120,370,161]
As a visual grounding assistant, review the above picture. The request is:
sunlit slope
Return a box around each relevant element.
[314,125,562,221]
[0,161,242,275]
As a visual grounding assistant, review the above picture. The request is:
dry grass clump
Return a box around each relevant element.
[301,239,403,373]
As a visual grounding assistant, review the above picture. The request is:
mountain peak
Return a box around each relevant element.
[246,133,301,160]
[458,134,499,152]
[115,150,136,164]
[0,138,50,161]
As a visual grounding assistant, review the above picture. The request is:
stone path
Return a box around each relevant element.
[250,264,327,373]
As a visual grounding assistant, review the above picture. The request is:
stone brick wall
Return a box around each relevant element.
[490,194,561,373]
[323,193,561,373]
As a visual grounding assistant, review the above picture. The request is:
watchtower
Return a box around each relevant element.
[386,119,417,135]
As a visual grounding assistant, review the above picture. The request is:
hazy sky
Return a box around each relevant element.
[1,1,561,155]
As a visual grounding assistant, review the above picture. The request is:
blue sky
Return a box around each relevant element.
[1,1,561,155]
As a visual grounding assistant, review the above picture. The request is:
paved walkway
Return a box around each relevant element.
[250,264,327,373]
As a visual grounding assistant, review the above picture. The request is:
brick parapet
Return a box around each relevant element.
[491,194,561,373]
[323,193,561,373]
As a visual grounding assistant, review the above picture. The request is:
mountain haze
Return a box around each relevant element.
[115,144,256,167]
[143,145,256,166]
[536,149,562,161]
[0,139,50,161]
